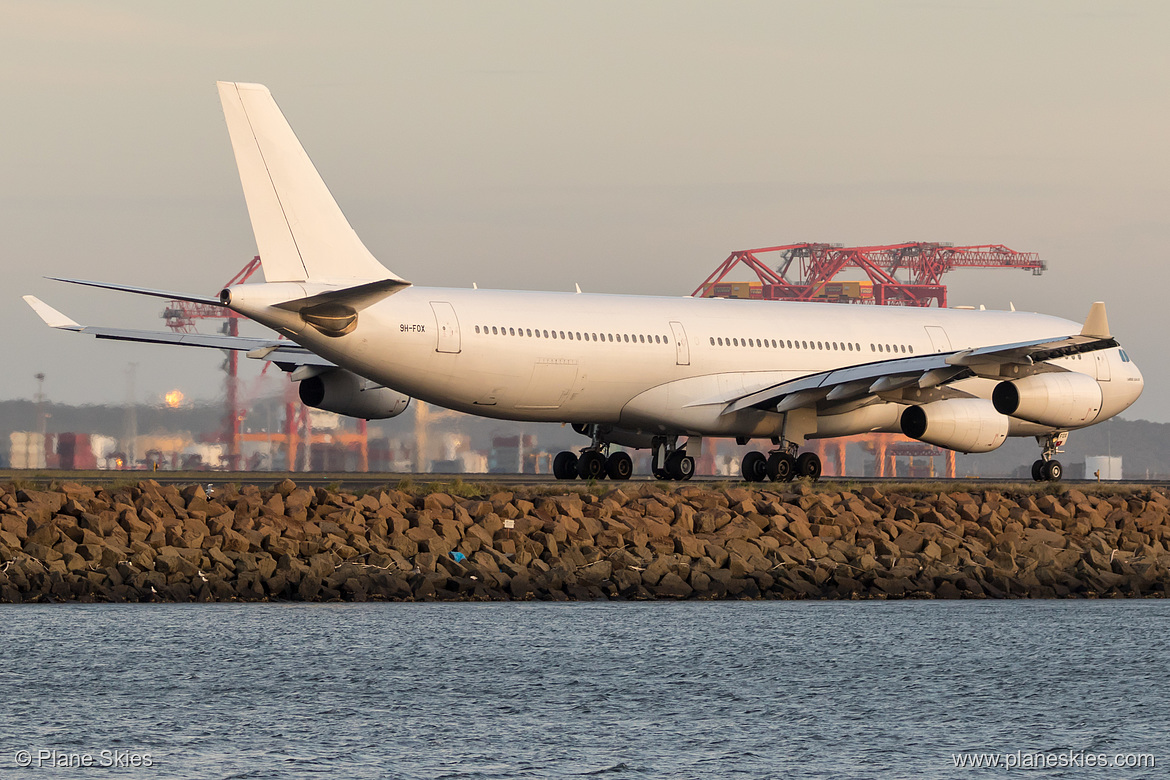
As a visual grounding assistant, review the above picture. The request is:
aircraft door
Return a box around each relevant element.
[430,301,461,353]
[924,325,952,353]
[1095,351,1112,381]
[669,321,690,366]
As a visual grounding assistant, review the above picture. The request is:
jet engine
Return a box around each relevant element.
[900,398,1009,453]
[991,371,1102,428]
[298,369,410,420]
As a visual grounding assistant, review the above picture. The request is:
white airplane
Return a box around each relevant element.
[24,82,1144,482]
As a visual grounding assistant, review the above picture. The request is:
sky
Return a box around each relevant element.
[3,1,1169,420]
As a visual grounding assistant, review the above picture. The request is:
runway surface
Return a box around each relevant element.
[1,469,1165,490]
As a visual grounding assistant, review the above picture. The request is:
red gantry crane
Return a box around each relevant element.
[692,242,1045,308]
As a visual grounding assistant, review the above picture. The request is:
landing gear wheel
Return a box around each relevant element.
[553,451,579,480]
[741,451,767,482]
[766,452,796,482]
[606,451,633,480]
[796,452,822,481]
[666,451,695,481]
[577,450,607,480]
[1031,459,1045,482]
[1042,459,1063,482]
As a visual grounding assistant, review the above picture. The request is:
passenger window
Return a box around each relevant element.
[492,326,498,335]
[908,345,913,354]
[474,325,480,334]
[771,339,777,348]
[640,334,645,343]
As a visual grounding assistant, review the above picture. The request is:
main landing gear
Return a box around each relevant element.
[553,429,698,481]
[649,435,697,481]
[741,444,821,483]
[552,448,633,481]
[553,423,638,481]
[653,450,695,481]
[1031,431,1068,482]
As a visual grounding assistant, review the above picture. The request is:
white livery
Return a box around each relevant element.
[24,83,1144,482]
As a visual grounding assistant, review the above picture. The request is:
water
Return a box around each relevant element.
[0,602,1167,779]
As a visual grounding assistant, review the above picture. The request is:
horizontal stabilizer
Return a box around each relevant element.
[47,277,223,306]
[22,296,334,368]
[272,277,411,313]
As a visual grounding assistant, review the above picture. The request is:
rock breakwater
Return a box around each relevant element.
[1,479,1168,602]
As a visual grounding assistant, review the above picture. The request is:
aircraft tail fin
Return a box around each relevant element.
[217,81,406,285]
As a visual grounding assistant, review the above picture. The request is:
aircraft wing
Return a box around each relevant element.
[23,295,335,370]
[718,330,1119,416]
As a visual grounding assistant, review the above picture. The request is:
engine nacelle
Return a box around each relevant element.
[298,369,410,420]
[900,398,1009,453]
[992,371,1102,428]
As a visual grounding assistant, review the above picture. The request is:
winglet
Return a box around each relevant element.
[23,295,81,330]
[1080,301,1110,339]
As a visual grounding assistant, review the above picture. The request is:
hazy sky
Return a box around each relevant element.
[4,1,1168,423]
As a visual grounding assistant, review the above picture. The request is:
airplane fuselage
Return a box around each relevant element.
[229,285,1144,441]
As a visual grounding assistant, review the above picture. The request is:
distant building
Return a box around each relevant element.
[1085,456,1123,481]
